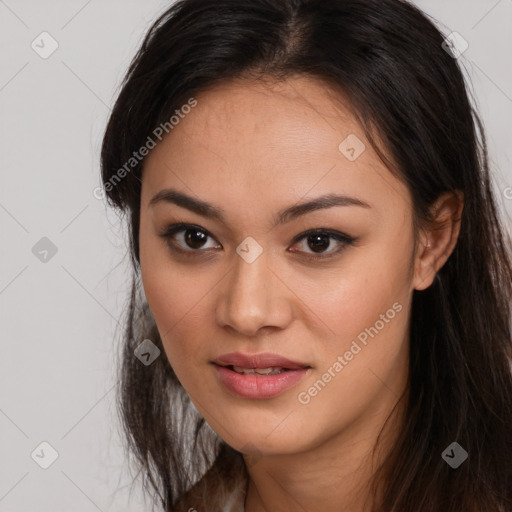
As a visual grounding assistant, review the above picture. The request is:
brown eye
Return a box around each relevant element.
[290,229,355,260]
[159,224,355,261]
[306,233,332,253]
[158,223,221,255]
[183,228,208,249]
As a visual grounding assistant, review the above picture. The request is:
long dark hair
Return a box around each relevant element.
[100,0,512,510]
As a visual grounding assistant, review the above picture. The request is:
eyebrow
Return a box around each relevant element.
[149,188,371,227]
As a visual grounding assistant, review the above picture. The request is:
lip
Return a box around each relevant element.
[211,352,311,400]
[212,352,309,370]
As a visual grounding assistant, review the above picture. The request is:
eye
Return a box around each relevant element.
[158,223,355,260]
[158,223,220,255]
[289,229,355,260]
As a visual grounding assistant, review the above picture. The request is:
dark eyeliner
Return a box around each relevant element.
[158,223,355,260]
[157,223,217,257]
[289,228,356,260]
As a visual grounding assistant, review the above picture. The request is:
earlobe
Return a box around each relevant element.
[413,191,464,291]
[413,239,438,291]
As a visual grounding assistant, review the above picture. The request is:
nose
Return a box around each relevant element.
[216,248,294,337]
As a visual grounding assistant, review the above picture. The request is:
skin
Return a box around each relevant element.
[138,76,463,512]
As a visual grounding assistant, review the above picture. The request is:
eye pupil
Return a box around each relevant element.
[308,234,330,253]
[185,229,207,249]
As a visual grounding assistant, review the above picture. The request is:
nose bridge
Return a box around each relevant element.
[218,246,290,335]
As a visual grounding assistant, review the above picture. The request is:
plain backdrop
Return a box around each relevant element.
[0,1,511,510]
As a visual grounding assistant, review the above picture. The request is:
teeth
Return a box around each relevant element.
[231,366,286,375]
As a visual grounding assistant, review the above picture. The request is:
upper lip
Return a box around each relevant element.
[212,352,310,369]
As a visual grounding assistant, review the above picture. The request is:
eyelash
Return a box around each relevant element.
[158,223,356,261]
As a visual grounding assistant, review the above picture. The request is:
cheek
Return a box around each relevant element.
[139,245,218,379]
[140,218,202,323]
[308,245,412,347]
[140,267,215,403]
[295,247,412,402]
[314,264,409,367]
[141,267,201,347]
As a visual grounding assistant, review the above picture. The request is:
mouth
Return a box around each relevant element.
[212,352,311,372]
[220,365,294,376]
[211,352,312,399]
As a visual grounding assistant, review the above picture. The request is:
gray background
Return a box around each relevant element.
[0,1,511,510]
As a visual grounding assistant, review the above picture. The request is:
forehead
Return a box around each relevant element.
[165,76,362,162]
[141,76,412,219]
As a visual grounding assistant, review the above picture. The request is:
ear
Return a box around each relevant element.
[413,191,464,291]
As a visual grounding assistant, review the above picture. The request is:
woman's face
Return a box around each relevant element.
[139,76,428,459]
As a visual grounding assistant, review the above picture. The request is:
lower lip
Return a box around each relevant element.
[213,364,310,399]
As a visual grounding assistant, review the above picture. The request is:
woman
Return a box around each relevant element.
[100,0,512,510]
